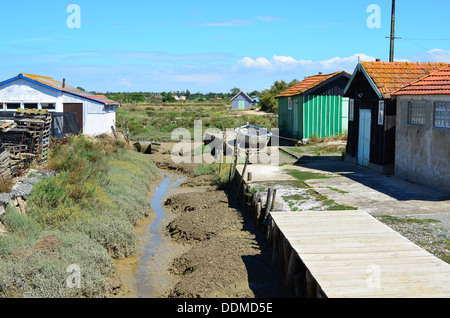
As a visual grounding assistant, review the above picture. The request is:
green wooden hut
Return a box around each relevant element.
[276,71,351,140]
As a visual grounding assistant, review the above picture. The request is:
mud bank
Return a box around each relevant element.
[113,142,289,298]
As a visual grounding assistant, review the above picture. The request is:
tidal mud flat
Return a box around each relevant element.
[112,142,289,298]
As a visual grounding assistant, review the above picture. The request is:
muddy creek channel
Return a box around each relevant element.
[112,172,187,298]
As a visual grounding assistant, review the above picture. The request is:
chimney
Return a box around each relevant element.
[376,59,381,62]
[318,72,323,75]
[62,78,66,88]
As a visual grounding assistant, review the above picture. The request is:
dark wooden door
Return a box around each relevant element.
[63,103,83,132]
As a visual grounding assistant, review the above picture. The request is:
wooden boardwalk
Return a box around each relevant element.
[269,210,450,298]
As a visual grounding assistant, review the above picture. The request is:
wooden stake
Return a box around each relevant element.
[270,189,277,211]
[234,150,249,204]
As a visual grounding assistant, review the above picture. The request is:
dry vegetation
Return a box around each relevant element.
[0,135,159,297]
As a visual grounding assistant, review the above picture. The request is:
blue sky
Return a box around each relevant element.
[1,0,450,93]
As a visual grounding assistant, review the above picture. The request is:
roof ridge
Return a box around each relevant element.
[276,71,348,98]
[360,62,450,98]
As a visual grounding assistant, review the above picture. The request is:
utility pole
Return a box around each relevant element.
[389,0,396,62]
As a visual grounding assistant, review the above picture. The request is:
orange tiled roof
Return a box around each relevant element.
[361,61,449,98]
[392,65,450,96]
[276,71,345,98]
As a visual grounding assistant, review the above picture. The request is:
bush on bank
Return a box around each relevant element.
[0,135,159,297]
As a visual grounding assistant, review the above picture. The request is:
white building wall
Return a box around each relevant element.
[0,78,61,110]
[0,79,116,135]
[62,93,116,135]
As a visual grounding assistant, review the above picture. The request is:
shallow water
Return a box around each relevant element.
[135,172,185,298]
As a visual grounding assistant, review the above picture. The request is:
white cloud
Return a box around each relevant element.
[236,53,376,74]
[192,19,253,27]
[414,49,450,63]
[255,16,281,23]
[238,57,272,69]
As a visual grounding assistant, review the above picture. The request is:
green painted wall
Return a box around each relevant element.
[278,95,345,140]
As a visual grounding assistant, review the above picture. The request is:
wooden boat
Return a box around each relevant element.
[235,123,272,150]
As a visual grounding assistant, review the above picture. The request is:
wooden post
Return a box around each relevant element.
[263,188,273,225]
[306,270,317,298]
[111,126,118,139]
[234,150,249,204]
[285,250,301,295]
[228,146,238,189]
[247,172,252,182]
[283,238,291,274]
[271,226,280,266]
[252,190,260,217]
[270,189,277,211]
[125,121,130,144]
[255,201,262,229]
[277,235,285,271]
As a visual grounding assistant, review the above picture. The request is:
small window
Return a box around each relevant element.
[288,97,293,111]
[41,103,56,110]
[408,101,426,125]
[24,103,38,109]
[434,102,450,129]
[6,103,21,110]
[378,101,384,125]
[349,99,354,121]
[104,105,116,113]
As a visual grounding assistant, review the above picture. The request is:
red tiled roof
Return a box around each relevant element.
[276,71,345,98]
[361,61,449,98]
[392,65,450,96]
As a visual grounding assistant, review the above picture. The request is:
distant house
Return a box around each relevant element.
[251,96,260,107]
[0,73,119,136]
[392,65,450,192]
[343,61,448,173]
[276,71,351,140]
[231,91,254,110]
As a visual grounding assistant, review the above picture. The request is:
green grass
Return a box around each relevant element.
[377,215,440,224]
[326,186,348,194]
[283,170,357,211]
[285,169,331,183]
[0,134,159,297]
[194,163,215,176]
[116,104,278,142]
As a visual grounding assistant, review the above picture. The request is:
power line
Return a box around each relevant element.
[402,37,450,41]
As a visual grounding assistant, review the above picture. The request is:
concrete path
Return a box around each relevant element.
[298,160,450,216]
[236,153,450,217]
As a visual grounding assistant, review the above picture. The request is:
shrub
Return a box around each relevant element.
[0,134,159,297]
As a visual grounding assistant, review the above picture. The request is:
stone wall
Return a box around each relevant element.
[396,96,450,193]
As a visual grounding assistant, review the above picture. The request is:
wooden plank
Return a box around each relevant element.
[270,210,450,298]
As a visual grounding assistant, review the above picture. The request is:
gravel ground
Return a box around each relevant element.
[376,214,450,263]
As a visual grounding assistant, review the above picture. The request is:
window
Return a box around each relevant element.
[434,102,450,129]
[349,99,354,121]
[6,103,21,110]
[408,101,426,125]
[288,97,293,111]
[104,105,116,113]
[41,103,56,110]
[378,101,384,125]
[24,103,38,109]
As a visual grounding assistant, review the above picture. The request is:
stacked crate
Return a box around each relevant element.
[0,146,11,181]
[0,109,52,178]
[13,109,51,164]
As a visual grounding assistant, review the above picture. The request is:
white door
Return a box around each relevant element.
[358,109,371,167]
